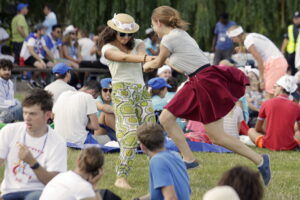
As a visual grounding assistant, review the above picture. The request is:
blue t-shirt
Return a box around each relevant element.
[152,95,168,111]
[214,21,236,50]
[149,150,191,200]
[144,38,158,56]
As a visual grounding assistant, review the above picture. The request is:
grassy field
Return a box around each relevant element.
[0,147,300,199]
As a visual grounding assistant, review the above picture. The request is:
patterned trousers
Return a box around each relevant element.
[112,82,155,177]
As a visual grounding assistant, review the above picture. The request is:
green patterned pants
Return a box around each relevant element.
[112,82,155,177]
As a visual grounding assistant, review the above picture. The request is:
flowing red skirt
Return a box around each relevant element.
[165,65,249,124]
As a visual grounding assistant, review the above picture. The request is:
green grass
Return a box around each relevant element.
[1,148,300,200]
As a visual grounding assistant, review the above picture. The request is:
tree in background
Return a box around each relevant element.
[1,0,300,50]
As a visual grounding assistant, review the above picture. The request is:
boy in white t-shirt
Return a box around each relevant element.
[0,89,67,200]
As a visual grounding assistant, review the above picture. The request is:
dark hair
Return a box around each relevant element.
[0,59,13,70]
[137,123,165,151]
[96,25,106,35]
[78,147,104,174]
[44,3,54,11]
[83,80,101,93]
[167,77,178,92]
[152,6,190,30]
[218,166,264,200]
[54,73,68,80]
[98,26,135,50]
[79,29,89,38]
[150,87,165,97]
[22,89,53,112]
[220,13,229,20]
[1,46,12,56]
[52,24,61,32]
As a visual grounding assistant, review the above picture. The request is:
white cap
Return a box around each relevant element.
[157,65,172,75]
[63,25,76,36]
[145,28,154,35]
[276,75,298,93]
[227,26,244,38]
[203,186,240,200]
[247,68,260,78]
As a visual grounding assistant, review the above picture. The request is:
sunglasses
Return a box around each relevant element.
[118,32,133,37]
[102,88,112,93]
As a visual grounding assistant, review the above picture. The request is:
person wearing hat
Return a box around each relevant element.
[227,25,288,100]
[281,11,300,75]
[148,77,171,112]
[94,78,115,139]
[62,25,81,69]
[11,3,29,64]
[144,27,159,56]
[156,65,172,80]
[44,63,76,102]
[248,75,300,151]
[144,6,270,186]
[99,13,156,189]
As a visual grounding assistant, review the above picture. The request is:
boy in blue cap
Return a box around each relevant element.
[44,63,76,102]
[148,77,171,113]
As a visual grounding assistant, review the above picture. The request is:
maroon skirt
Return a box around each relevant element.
[165,65,249,124]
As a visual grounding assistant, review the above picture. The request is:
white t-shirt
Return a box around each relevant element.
[39,171,95,200]
[78,38,96,61]
[244,33,283,62]
[161,29,210,75]
[53,91,97,145]
[102,39,145,84]
[20,34,44,60]
[223,106,244,138]
[0,122,67,195]
[45,79,76,102]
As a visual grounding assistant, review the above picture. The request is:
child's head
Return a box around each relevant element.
[137,123,165,154]
[77,147,104,177]
[167,77,178,92]
[274,75,298,96]
[148,77,171,98]
[157,65,172,80]
[218,166,263,200]
[151,6,189,37]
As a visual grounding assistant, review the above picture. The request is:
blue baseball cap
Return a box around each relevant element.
[17,3,28,12]
[52,63,72,75]
[100,78,112,88]
[148,77,171,89]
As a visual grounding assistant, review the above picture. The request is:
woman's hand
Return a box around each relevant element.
[146,56,156,62]
[143,61,157,72]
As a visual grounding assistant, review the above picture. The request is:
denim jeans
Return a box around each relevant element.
[2,190,42,200]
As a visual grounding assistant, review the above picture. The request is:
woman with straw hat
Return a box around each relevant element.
[99,13,156,189]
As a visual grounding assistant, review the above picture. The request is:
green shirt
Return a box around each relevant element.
[11,14,29,42]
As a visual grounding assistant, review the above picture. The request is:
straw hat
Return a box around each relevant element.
[107,13,139,33]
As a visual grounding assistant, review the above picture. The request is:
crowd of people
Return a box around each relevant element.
[0,2,300,200]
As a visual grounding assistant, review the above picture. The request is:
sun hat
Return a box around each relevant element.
[17,3,28,12]
[227,26,244,38]
[63,25,76,36]
[52,63,72,75]
[107,13,139,34]
[276,75,298,93]
[148,77,171,89]
[100,78,112,89]
[203,186,240,200]
[157,65,172,75]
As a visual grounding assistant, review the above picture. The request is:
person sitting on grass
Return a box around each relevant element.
[135,122,191,200]
[248,75,300,151]
[0,89,67,200]
[53,80,108,145]
[44,62,76,103]
[217,166,264,200]
[40,147,104,200]
[94,78,115,141]
[148,77,171,113]
[0,59,23,123]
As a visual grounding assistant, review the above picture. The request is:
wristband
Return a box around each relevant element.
[30,162,40,170]
[143,54,147,63]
